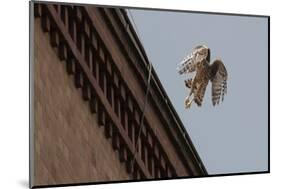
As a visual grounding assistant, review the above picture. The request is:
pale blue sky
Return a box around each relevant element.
[127,9,268,175]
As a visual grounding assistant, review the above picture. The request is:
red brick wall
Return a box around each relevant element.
[33,18,130,186]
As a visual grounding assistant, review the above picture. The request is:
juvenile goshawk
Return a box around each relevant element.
[177,45,228,108]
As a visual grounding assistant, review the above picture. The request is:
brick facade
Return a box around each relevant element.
[34,18,130,185]
[31,2,207,187]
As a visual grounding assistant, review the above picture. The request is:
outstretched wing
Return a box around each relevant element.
[178,45,210,75]
[209,59,228,106]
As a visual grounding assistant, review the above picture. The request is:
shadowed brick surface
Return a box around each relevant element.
[32,3,207,186]
[34,19,130,185]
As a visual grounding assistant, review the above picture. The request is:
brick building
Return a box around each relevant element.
[30,2,207,187]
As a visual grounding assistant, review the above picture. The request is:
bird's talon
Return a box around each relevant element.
[185,99,192,109]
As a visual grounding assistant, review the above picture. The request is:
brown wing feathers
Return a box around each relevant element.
[209,59,228,106]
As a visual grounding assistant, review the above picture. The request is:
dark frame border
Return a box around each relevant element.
[29,0,270,188]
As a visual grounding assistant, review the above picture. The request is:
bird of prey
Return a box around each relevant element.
[177,45,228,109]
